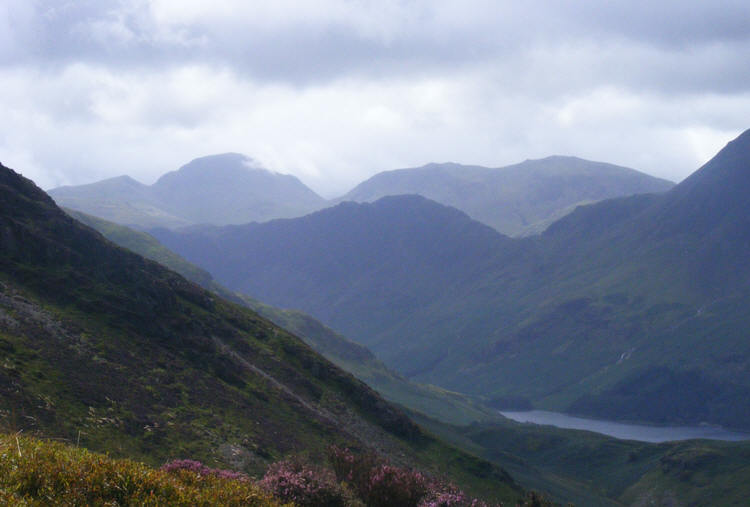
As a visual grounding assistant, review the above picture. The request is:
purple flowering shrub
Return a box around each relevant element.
[260,459,356,507]
[365,463,429,507]
[329,446,381,499]
[329,446,490,507]
[161,459,248,481]
[418,482,489,507]
[159,451,526,506]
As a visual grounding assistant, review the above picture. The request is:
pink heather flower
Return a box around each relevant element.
[160,459,247,481]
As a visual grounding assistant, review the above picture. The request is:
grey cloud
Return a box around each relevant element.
[1,0,749,195]
[8,0,750,91]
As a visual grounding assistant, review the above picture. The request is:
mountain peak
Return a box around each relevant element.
[155,153,269,186]
[418,162,467,170]
[185,152,264,170]
[642,128,750,238]
[701,127,750,171]
[671,128,750,197]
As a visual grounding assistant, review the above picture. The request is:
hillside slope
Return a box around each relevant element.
[70,208,500,426]
[0,162,521,502]
[66,206,750,507]
[152,129,750,430]
[340,156,674,236]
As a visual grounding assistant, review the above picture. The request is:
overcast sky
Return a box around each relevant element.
[2,0,749,196]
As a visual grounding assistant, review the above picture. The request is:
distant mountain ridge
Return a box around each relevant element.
[150,129,750,430]
[49,153,326,229]
[51,153,672,236]
[340,156,674,236]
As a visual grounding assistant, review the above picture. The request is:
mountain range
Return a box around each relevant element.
[150,128,750,431]
[50,154,672,237]
[49,153,327,229]
[340,156,674,236]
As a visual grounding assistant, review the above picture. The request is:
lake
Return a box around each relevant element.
[499,410,750,442]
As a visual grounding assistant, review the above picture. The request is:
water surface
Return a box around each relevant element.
[500,410,750,442]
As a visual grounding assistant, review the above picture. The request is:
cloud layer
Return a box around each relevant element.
[2,0,749,195]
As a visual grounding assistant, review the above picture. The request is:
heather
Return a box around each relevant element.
[257,449,499,507]
[0,434,277,506]
[260,459,360,506]
[257,446,553,506]
[328,446,524,507]
[2,434,543,506]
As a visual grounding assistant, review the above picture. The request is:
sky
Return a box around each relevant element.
[1,0,749,197]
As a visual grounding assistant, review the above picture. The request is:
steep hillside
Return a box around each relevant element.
[152,129,750,430]
[340,156,674,236]
[0,162,522,502]
[49,154,326,229]
[70,208,499,426]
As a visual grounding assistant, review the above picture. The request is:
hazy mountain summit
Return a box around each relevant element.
[49,153,326,229]
[51,152,672,235]
[152,153,326,225]
[340,156,674,236]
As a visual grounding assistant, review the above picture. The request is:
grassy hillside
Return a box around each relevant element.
[414,413,750,506]
[0,162,522,503]
[65,209,216,287]
[0,434,278,506]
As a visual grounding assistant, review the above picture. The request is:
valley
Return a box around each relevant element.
[55,134,750,505]
[4,125,750,507]
[146,130,750,433]
[6,3,750,505]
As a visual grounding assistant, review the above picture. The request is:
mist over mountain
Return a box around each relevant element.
[152,129,750,430]
[340,156,674,236]
[49,153,326,229]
